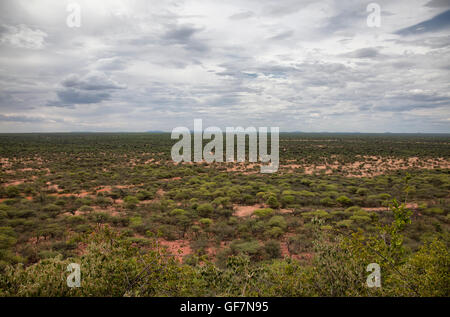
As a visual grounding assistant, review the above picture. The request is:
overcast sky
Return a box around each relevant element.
[0,0,449,133]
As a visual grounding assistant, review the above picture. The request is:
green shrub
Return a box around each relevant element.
[253,208,274,218]
[199,218,213,227]
[349,215,372,223]
[129,216,143,228]
[268,216,287,230]
[302,210,329,219]
[264,240,281,259]
[423,207,444,215]
[170,209,186,216]
[197,203,213,217]
[265,226,284,238]
[5,186,20,198]
[336,219,354,228]
[336,195,352,207]
[266,196,280,209]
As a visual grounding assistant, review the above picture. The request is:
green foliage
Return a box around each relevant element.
[253,208,274,218]
[423,207,444,215]
[268,216,287,230]
[266,195,280,209]
[336,195,352,206]
[197,203,214,217]
[265,227,284,238]
[5,186,20,198]
[264,240,281,259]
[199,218,213,227]
[230,240,262,259]
[0,226,19,269]
[301,210,329,219]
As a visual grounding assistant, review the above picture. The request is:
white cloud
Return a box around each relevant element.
[0,24,47,49]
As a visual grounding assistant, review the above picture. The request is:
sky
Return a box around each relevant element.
[0,0,449,133]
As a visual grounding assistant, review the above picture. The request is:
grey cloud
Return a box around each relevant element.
[229,11,254,20]
[358,105,373,112]
[164,25,200,41]
[342,48,382,59]
[375,104,446,112]
[260,0,315,17]
[62,72,126,91]
[94,57,128,71]
[55,89,111,105]
[162,24,208,52]
[425,0,450,8]
[390,36,450,48]
[50,72,126,106]
[375,91,450,112]
[268,30,294,41]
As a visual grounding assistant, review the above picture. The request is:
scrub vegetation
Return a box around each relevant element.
[0,133,448,296]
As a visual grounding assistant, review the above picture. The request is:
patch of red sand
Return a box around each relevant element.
[158,239,191,262]
[234,205,264,217]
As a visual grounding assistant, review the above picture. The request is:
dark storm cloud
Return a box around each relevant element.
[49,72,126,106]
[54,89,111,105]
[396,9,450,35]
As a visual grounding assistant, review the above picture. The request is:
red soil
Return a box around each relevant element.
[158,239,191,262]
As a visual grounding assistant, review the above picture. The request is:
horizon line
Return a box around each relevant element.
[0,131,449,135]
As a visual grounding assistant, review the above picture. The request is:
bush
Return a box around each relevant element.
[129,216,143,228]
[197,203,213,217]
[5,186,20,198]
[124,195,139,206]
[136,190,154,201]
[253,208,274,218]
[266,196,280,209]
[302,210,329,219]
[336,195,352,207]
[349,215,371,223]
[423,207,444,215]
[230,240,262,259]
[199,218,213,227]
[170,209,186,216]
[336,219,354,228]
[264,240,281,259]
[268,216,287,230]
[265,227,284,238]
[281,195,295,206]
[320,197,335,207]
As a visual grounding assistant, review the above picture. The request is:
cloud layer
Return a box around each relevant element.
[0,0,449,132]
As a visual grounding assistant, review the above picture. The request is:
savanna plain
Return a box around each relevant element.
[0,133,448,296]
